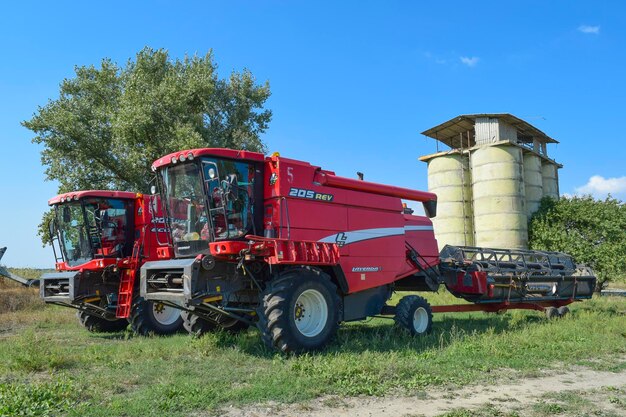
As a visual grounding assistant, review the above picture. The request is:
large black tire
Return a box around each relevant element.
[130,298,184,336]
[394,295,433,335]
[544,306,559,320]
[76,310,128,333]
[257,267,341,353]
[181,311,249,336]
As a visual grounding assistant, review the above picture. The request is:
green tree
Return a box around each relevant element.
[528,196,626,291]
[23,47,272,244]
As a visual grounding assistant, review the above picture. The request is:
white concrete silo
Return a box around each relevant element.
[424,152,473,248]
[471,145,528,249]
[541,162,560,199]
[523,153,544,216]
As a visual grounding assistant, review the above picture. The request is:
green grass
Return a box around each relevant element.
[0,292,624,416]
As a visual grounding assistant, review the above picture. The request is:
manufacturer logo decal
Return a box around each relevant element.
[269,172,278,186]
[288,188,334,202]
[352,267,382,272]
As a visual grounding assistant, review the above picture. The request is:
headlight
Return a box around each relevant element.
[171,156,178,164]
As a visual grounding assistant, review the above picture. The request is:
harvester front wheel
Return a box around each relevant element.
[76,311,128,333]
[130,298,183,336]
[181,311,248,336]
[258,268,341,353]
[395,295,433,335]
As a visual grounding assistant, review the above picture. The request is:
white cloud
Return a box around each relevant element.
[578,25,600,34]
[574,175,626,198]
[460,56,479,67]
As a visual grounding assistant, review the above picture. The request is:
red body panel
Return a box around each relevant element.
[262,155,439,294]
[48,190,137,205]
[152,148,265,170]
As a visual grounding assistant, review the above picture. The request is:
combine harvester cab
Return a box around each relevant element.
[140,148,595,353]
[40,190,183,334]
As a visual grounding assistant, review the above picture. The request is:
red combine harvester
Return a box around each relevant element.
[40,190,183,334]
[140,149,595,352]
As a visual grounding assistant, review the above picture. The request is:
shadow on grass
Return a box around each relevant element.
[87,325,189,340]
[197,311,548,358]
[92,332,130,340]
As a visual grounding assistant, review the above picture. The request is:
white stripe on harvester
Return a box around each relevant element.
[318,225,433,246]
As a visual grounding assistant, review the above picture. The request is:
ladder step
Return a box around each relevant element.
[116,241,142,319]
[116,269,137,318]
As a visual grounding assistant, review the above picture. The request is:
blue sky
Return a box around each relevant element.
[1,1,624,268]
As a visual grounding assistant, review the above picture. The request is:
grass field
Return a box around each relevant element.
[0,283,625,416]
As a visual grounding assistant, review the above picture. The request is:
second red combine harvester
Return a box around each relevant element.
[40,191,183,335]
[140,149,595,353]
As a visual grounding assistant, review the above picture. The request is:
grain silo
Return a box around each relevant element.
[419,114,562,250]
[425,152,473,247]
[541,162,560,199]
[523,153,544,216]
[471,144,527,249]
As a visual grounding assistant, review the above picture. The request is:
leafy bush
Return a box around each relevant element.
[529,196,626,289]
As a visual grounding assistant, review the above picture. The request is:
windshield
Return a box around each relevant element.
[56,202,92,266]
[161,157,256,258]
[55,198,132,266]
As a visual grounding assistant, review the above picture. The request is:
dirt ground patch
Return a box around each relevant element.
[219,364,626,417]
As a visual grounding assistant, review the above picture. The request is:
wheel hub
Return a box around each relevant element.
[413,307,428,333]
[293,289,328,338]
[151,302,180,326]
[295,304,305,320]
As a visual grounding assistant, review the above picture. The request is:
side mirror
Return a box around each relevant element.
[48,219,57,239]
[62,206,71,223]
[227,174,239,201]
[150,185,157,195]
[423,200,437,219]
[149,195,160,216]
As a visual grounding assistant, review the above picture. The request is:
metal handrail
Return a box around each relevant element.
[278,197,291,240]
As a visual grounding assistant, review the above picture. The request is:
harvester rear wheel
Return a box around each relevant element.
[557,306,570,317]
[395,295,433,335]
[181,311,216,336]
[130,298,183,336]
[76,311,128,333]
[544,306,559,319]
[181,311,248,336]
[258,268,341,353]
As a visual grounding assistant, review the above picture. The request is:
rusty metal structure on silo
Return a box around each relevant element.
[419,114,561,250]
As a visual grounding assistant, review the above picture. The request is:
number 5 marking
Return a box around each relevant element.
[287,167,294,183]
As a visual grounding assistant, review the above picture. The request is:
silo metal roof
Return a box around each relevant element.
[421,114,558,149]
